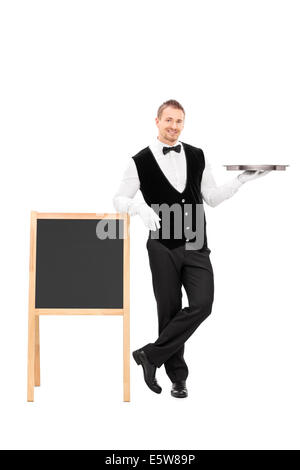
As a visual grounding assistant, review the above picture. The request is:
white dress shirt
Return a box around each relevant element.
[113,137,243,215]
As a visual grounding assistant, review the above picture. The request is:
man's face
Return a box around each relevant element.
[155,106,185,145]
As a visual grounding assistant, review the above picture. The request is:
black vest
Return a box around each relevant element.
[132,141,208,250]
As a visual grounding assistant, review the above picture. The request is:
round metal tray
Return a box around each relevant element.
[223,165,289,171]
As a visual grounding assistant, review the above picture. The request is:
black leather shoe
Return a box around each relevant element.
[171,380,188,398]
[132,349,162,394]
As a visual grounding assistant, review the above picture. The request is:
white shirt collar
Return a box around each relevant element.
[153,136,183,153]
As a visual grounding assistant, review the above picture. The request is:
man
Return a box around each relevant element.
[113,99,270,398]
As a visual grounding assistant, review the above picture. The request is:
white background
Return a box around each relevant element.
[0,0,299,450]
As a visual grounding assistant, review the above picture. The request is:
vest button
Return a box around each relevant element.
[186,226,190,229]
[181,198,185,203]
[185,212,188,216]
[186,239,189,242]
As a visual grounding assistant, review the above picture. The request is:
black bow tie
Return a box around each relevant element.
[162,144,181,155]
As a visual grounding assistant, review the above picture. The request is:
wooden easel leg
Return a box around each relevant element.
[123,213,130,402]
[27,211,37,402]
[34,316,40,387]
[123,312,130,402]
[27,310,35,402]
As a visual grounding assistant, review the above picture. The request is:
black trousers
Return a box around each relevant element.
[141,238,214,383]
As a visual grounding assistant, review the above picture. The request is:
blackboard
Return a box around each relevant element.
[35,219,124,309]
[27,212,130,403]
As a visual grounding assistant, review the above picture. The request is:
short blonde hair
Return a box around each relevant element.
[157,99,185,120]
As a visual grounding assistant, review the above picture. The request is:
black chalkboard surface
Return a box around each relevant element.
[35,219,123,309]
[27,212,130,403]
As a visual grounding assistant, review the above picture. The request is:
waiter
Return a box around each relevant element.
[113,99,270,398]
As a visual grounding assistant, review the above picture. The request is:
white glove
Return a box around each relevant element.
[238,170,271,184]
[130,202,161,231]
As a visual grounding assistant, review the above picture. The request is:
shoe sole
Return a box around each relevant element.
[171,391,188,398]
[132,350,141,365]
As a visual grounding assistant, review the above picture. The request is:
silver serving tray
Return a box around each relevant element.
[224,164,289,171]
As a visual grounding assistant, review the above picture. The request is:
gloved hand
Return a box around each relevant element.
[238,170,271,184]
[130,202,161,231]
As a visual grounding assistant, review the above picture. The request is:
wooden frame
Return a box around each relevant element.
[27,211,130,402]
